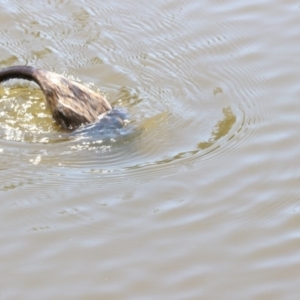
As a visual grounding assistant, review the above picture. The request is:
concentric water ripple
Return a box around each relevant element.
[0,0,278,186]
[0,80,250,182]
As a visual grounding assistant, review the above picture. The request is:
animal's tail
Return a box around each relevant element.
[0,66,42,86]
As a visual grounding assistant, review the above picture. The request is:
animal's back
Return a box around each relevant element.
[0,66,124,130]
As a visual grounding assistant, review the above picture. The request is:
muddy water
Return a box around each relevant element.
[0,0,300,299]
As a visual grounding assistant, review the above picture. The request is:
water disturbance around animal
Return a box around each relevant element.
[0,69,245,176]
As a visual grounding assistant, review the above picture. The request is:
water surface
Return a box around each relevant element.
[0,0,300,299]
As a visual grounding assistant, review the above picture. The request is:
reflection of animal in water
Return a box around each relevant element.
[0,66,127,130]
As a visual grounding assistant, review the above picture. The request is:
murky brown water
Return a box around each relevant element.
[1,0,300,299]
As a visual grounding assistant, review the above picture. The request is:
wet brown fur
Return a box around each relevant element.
[0,66,112,129]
